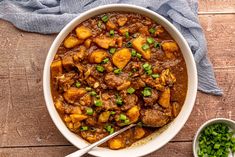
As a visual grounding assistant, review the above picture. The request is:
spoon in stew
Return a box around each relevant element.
[65,124,136,157]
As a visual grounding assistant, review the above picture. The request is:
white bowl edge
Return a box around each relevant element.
[43,4,198,157]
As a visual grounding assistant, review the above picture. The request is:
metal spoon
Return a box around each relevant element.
[65,124,136,157]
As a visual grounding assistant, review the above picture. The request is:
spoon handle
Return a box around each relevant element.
[65,124,136,157]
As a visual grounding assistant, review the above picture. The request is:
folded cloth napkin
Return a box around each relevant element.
[0,0,222,95]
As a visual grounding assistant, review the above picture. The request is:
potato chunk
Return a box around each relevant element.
[75,26,92,40]
[132,36,151,60]
[98,111,110,123]
[117,17,128,26]
[126,106,140,123]
[108,138,124,150]
[55,100,64,113]
[112,48,131,69]
[117,37,123,47]
[51,60,62,78]
[93,36,116,49]
[158,87,171,108]
[71,106,82,114]
[64,35,83,48]
[172,102,181,117]
[161,41,179,59]
[106,20,117,30]
[119,27,129,35]
[89,49,108,63]
[70,114,88,123]
[84,39,92,48]
[134,127,145,139]
[63,87,87,103]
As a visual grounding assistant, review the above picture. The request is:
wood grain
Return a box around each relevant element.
[199,14,235,68]
[0,142,193,157]
[0,2,234,156]
[198,0,235,13]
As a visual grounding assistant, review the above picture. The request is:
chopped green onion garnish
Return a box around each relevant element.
[110,30,114,36]
[86,107,94,115]
[101,15,109,22]
[97,21,102,28]
[109,48,116,54]
[109,128,114,134]
[131,49,136,57]
[80,126,88,131]
[127,87,135,94]
[154,42,160,48]
[102,58,109,64]
[146,69,152,75]
[116,97,123,105]
[142,44,150,51]
[90,91,97,96]
[85,87,92,91]
[198,123,235,157]
[126,41,132,47]
[94,100,103,107]
[152,74,160,78]
[142,63,152,71]
[125,32,129,38]
[136,53,142,59]
[119,114,127,120]
[147,37,154,44]
[142,87,152,97]
[124,119,130,124]
[149,28,156,34]
[110,111,116,115]
[105,125,114,134]
[114,69,121,75]
[96,65,104,72]
[75,82,81,88]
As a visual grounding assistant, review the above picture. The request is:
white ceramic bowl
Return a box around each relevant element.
[43,4,197,157]
[193,118,235,157]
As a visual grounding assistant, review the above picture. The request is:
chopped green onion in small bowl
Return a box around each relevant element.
[193,118,235,157]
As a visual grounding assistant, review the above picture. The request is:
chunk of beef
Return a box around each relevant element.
[62,55,74,71]
[79,93,92,106]
[143,89,159,106]
[104,73,124,89]
[131,78,145,89]
[141,108,169,127]
[121,94,138,111]
[101,93,118,110]
[57,72,77,91]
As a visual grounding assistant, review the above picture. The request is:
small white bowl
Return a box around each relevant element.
[193,118,235,157]
[43,4,198,157]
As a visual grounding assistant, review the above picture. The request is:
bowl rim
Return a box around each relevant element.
[43,4,198,157]
[193,118,235,157]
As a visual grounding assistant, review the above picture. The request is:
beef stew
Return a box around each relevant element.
[50,12,188,150]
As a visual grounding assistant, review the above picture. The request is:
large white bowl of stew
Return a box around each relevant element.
[43,4,197,157]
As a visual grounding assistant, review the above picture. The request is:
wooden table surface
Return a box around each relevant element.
[0,1,234,157]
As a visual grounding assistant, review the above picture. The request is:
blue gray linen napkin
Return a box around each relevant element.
[0,0,222,95]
